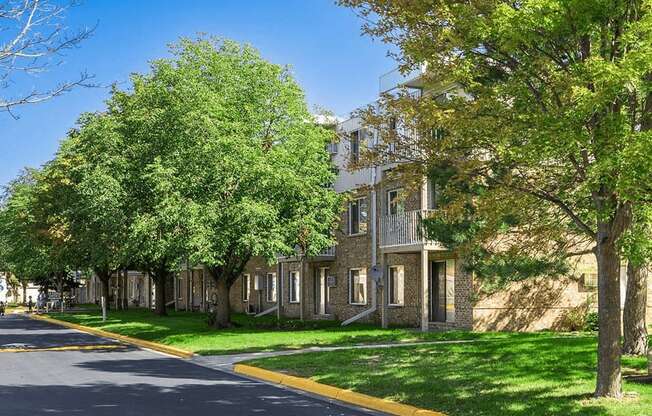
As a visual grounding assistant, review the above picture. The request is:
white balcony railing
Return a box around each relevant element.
[318,245,336,257]
[379,63,427,93]
[380,209,435,248]
[277,245,336,261]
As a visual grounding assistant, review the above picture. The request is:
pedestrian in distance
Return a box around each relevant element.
[0,301,5,316]
[27,295,34,313]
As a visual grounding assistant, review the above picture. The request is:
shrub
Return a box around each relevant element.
[584,311,599,332]
[558,308,586,331]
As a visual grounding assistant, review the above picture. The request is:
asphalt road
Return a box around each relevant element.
[0,314,378,416]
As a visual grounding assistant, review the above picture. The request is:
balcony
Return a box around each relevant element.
[379,209,443,251]
[379,64,427,94]
[277,245,336,262]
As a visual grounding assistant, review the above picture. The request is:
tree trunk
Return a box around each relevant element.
[153,271,167,316]
[594,224,623,398]
[212,277,231,328]
[623,263,648,356]
[21,282,27,305]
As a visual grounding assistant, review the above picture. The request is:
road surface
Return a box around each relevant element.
[0,314,379,416]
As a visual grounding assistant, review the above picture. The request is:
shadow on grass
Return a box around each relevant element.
[249,336,651,416]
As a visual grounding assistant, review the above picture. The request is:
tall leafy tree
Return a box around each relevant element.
[342,0,652,397]
[0,168,73,309]
[50,113,131,318]
[105,37,340,325]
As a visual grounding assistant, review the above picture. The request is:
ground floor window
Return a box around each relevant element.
[349,268,367,305]
[242,274,250,302]
[289,271,300,303]
[266,272,277,302]
[389,265,404,306]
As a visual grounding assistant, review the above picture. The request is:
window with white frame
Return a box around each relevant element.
[266,272,277,302]
[349,269,367,305]
[242,274,250,302]
[350,130,360,163]
[289,271,300,303]
[427,179,439,210]
[389,265,405,306]
[387,188,404,215]
[348,197,368,235]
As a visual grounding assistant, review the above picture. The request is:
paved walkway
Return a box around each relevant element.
[193,339,477,371]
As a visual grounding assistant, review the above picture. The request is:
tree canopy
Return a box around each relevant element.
[342,0,652,398]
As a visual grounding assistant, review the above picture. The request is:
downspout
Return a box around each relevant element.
[277,261,283,322]
[342,133,380,326]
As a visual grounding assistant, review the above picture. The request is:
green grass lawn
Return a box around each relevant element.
[47,308,528,355]
[247,334,651,416]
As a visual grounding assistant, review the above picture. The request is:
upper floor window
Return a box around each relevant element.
[387,188,405,215]
[350,130,360,163]
[389,265,405,306]
[289,271,300,303]
[427,180,439,210]
[349,268,367,305]
[242,274,250,302]
[348,197,368,235]
[432,127,446,141]
[266,272,277,302]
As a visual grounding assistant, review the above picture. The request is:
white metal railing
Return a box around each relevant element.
[318,245,336,257]
[277,245,336,261]
[380,209,435,247]
[379,63,427,93]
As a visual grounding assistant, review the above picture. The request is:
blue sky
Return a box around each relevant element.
[0,0,396,188]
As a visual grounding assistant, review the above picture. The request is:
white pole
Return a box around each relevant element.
[101,296,107,322]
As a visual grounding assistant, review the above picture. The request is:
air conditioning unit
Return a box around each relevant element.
[327,275,337,287]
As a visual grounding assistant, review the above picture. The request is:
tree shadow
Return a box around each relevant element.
[0,381,370,416]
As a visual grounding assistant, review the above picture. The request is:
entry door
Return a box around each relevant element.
[315,267,330,315]
[429,261,447,322]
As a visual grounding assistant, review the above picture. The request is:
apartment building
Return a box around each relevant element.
[82,68,647,332]
[228,67,652,332]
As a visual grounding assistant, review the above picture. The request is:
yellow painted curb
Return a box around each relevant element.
[233,364,446,416]
[29,314,194,359]
[0,344,128,353]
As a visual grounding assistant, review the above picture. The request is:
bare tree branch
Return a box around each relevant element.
[0,0,95,115]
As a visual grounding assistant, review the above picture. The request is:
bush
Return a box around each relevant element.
[584,311,599,332]
[558,308,586,331]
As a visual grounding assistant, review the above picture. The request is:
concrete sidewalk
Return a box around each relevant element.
[192,339,477,371]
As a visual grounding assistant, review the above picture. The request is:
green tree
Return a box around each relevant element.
[621,206,652,355]
[0,169,72,309]
[53,113,131,319]
[105,38,340,324]
[341,0,652,397]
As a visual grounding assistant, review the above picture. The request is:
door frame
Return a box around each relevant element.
[429,261,446,323]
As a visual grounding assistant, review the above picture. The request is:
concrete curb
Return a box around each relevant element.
[29,314,194,359]
[234,364,445,416]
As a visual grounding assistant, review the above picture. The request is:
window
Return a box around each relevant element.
[242,274,250,302]
[348,197,368,235]
[432,127,445,140]
[266,273,277,302]
[583,273,598,289]
[289,271,300,303]
[389,265,405,306]
[387,189,404,215]
[427,180,439,210]
[350,130,360,163]
[349,269,367,305]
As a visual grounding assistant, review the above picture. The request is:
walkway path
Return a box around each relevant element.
[193,339,477,371]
